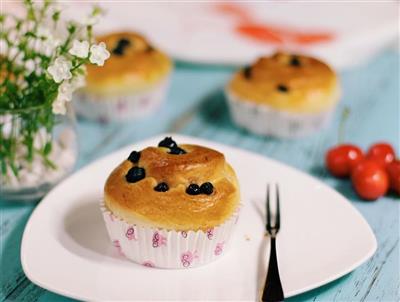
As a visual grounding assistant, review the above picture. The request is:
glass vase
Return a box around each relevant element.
[0,103,78,202]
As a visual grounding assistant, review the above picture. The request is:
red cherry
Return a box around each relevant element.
[367,142,395,168]
[325,144,364,177]
[387,160,400,195]
[351,160,389,200]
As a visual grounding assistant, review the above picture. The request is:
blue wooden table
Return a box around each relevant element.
[1,51,399,302]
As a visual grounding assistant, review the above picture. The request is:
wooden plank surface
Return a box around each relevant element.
[0,52,399,302]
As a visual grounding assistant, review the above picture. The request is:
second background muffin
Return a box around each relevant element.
[75,31,173,123]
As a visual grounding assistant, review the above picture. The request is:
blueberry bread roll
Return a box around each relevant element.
[225,52,340,138]
[75,31,172,122]
[85,32,171,96]
[101,137,240,268]
[104,137,239,230]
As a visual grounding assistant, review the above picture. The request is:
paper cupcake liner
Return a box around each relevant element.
[74,76,170,123]
[225,89,335,138]
[100,202,240,269]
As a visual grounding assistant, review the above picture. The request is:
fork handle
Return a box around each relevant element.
[261,237,284,302]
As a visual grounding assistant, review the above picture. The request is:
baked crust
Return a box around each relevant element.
[85,32,172,96]
[104,143,240,231]
[227,52,340,113]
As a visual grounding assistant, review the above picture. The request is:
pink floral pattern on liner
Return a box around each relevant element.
[113,240,125,257]
[101,202,239,268]
[206,228,214,240]
[125,227,137,241]
[181,250,199,268]
[152,231,167,248]
[214,242,225,256]
[142,261,155,268]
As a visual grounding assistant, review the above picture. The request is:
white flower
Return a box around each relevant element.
[52,97,67,115]
[53,75,86,116]
[25,59,36,74]
[8,46,20,59]
[28,28,61,57]
[37,26,51,38]
[69,40,89,58]
[47,56,72,83]
[27,37,40,52]
[33,57,43,75]
[50,3,64,15]
[8,30,18,43]
[58,81,73,102]
[28,39,44,56]
[0,39,7,56]
[83,14,100,26]
[52,81,74,114]
[16,78,28,90]
[24,21,36,32]
[40,36,61,57]
[8,47,24,66]
[89,42,110,66]
[71,73,86,89]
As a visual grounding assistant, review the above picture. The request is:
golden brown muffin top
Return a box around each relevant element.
[227,52,340,113]
[104,138,240,231]
[85,32,172,96]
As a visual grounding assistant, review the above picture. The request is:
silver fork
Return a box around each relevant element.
[261,184,284,302]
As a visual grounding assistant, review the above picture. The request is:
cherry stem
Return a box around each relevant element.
[338,106,351,144]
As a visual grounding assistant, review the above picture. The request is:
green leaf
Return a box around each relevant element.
[43,141,52,155]
[1,160,6,175]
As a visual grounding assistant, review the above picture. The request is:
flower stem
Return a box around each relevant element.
[338,106,351,144]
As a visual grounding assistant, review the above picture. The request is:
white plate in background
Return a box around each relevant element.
[21,134,377,301]
[5,2,397,69]
[62,2,398,69]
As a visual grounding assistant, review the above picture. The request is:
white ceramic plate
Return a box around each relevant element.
[6,2,398,69]
[62,2,397,69]
[21,134,377,301]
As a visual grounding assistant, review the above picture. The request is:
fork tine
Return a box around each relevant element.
[266,184,271,232]
[275,183,280,230]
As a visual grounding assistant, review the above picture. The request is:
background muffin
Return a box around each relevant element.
[75,31,173,122]
[101,137,240,268]
[225,52,340,138]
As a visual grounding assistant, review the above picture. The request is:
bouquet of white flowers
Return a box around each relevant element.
[0,0,110,199]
